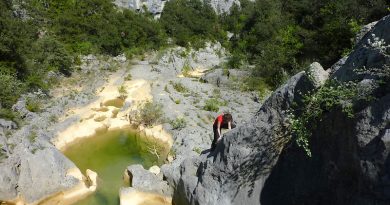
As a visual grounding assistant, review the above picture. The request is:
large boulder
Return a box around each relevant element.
[173,71,316,205]
[200,68,249,87]
[0,147,79,203]
[307,62,329,88]
[332,15,390,82]
[355,21,378,45]
[261,15,389,205]
[126,164,172,196]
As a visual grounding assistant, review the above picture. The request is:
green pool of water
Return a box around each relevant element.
[64,128,168,205]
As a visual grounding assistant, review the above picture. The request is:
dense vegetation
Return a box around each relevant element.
[160,0,225,48]
[0,0,166,117]
[0,0,389,120]
[221,0,389,89]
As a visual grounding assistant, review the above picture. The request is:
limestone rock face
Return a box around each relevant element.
[0,147,79,203]
[172,15,390,205]
[0,119,17,130]
[18,148,79,202]
[200,68,249,87]
[355,21,378,45]
[173,72,316,205]
[307,62,329,88]
[126,164,172,196]
[332,15,390,82]
[208,0,240,14]
[114,0,240,18]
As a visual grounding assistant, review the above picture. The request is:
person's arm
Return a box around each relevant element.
[217,121,222,141]
[228,121,232,130]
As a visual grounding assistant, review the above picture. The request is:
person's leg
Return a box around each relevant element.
[211,126,219,151]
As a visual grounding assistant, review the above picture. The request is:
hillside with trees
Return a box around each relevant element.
[1,0,389,117]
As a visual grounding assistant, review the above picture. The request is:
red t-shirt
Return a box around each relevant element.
[214,114,223,125]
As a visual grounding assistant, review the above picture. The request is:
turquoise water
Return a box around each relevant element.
[64,129,168,205]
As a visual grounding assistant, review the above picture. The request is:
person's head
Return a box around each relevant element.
[223,113,232,123]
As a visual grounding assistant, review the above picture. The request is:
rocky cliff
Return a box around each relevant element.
[172,14,390,205]
[114,0,240,18]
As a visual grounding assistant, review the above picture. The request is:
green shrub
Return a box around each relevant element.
[28,131,38,143]
[169,148,177,158]
[26,97,42,113]
[182,62,192,77]
[212,89,221,98]
[125,73,132,81]
[118,85,128,100]
[71,41,95,54]
[241,77,271,99]
[132,101,164,127]
[289,80,360,156]
[0,73,25,109]
[193,147,202,154]
[203,98,227,112]
[30,37,73,76]
[171,82,189,93]
[0,148,8,162]
[0,108,20,123]
[170,117,187,130]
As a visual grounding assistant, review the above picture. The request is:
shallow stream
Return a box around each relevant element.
[64,128,168,205]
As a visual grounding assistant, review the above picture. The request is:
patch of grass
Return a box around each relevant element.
[0,149,7,162]
[107,65,119,72]
[222,68,230,76]
[199,78,207,83]
[170,117,187,130]
[0,108,21,124]
[241,77,271,100]
[31,147,40,154]
[182,61,191,77]
[174,99,181,104]
[28,131,38,143]
[212,89,221,98]
[49,114,58,123]
[124,73,132,81]
[169,148,177,159]
[178,50,188,58]
[171,81,188,93]
[118,85,127,100]
[193,147,202,154]
[203,98,227,112]
[7,143,15,151]
[26,97,41,113]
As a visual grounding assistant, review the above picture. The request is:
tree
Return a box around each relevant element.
[160,0,223,47]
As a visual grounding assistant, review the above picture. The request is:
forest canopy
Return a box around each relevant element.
[0,0,389,117]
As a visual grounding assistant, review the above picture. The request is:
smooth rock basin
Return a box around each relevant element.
[63,128,169,205]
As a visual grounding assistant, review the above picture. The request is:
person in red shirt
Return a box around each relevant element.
[211,113,235,151]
